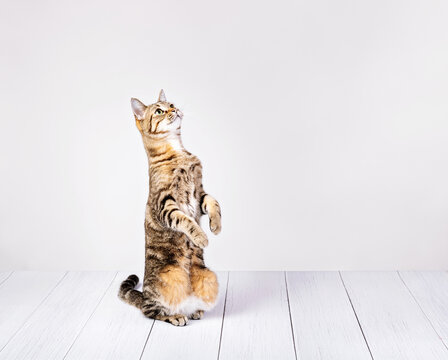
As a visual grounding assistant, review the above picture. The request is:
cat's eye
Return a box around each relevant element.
[155,109,164,115]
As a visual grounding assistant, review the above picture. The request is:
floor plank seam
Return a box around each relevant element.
[138,319,155,360]
[284,272,298,360]
[338,272,375,360]
[62,272,119,360]
[397,271,448,352]
[0,271,68,354]
[0,271,14,289]
[216,271,230,360]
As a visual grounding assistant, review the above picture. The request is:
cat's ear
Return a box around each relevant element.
[131,98,147,120]
[158,89,167,102]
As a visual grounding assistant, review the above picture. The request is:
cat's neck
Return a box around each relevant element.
[142,131,185,160]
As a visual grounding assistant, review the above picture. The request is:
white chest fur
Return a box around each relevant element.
[179,189,198,218]
[187,191,198,217]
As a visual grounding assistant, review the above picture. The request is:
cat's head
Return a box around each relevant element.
[131,90,183,134]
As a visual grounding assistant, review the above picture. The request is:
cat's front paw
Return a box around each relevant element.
[190,230,209,248]
[209,213,221,235]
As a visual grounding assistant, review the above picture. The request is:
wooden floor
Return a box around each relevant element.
[0,272,447,360]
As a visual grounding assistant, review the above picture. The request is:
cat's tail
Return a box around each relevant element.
[118,274,143,309]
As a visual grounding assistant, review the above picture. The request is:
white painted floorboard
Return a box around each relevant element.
[218,271,296,360]
[342,272,448,360]
[287,272,372,360]
[399,271,448,349]
[1,271,448,359]
[141,271,228,360]
[0,272,65,351]
[64,272,154,360]
[0,272,116,360]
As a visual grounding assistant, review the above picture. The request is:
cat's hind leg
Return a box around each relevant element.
[141,265,192,326]
[190,265,219,314]
[141,298,189,326]
[119,274,186,327]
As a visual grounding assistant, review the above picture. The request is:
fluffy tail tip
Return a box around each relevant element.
[127,274,139,285]
[120,274,139,292]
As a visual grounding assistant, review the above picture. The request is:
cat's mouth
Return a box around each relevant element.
[169,111,183,124]
[175,110,183,119]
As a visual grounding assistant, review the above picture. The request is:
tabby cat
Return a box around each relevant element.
[118,90,221,326]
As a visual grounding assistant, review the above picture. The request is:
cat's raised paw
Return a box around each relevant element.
[191,231,209,248]
[165,314,189,327]
[189,310,204,320]
[209,214,221,235]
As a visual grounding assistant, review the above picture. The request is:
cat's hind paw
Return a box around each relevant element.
[189,310,204,320]
[163,314,189,327]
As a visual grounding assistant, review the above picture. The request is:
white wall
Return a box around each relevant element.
[1,0,448,271]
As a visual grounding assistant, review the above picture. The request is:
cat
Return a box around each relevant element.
[118,90,222,326]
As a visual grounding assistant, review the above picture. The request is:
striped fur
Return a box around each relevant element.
[118,90,221,326]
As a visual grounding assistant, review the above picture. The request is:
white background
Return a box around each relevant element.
[1,0,448,271]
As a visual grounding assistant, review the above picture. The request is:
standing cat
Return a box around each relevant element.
[118,90,222,326]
